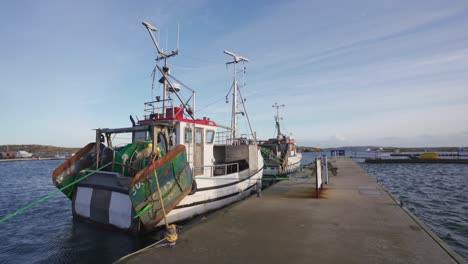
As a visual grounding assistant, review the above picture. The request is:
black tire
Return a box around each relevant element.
[189,179,197,195]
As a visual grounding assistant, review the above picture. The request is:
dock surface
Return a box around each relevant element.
[119,158,464,264]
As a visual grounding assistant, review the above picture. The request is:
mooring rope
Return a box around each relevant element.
[0,162,112,223]
[260,147,284,164]
[149,155,178,245]
[114,236,168,263]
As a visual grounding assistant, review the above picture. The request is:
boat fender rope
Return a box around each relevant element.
[165,224,178,246]
[151,155,178,247]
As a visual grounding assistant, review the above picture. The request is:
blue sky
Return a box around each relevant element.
[1,0,468,148]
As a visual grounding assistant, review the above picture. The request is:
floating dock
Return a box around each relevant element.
[117,158,465,264]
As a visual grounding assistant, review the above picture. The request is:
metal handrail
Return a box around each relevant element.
[215,130,231,145]
[193,162,239,177]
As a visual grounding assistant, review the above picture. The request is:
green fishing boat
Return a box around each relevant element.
[52,127,194,232]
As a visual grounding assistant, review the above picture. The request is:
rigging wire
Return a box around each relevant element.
[151,65,157,100]
[166,73,195,93]
[281,119,291,136]
[195,96,226,113]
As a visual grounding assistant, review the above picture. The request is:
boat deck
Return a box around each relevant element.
[117,158,464,264]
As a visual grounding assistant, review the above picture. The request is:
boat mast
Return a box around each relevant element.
[272,102,285,140]
[142,21,178,118]
[224,50,249,140]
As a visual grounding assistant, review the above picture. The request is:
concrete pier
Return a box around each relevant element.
[118,158,465,264]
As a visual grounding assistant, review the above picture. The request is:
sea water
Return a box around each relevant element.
[0,160,154,264]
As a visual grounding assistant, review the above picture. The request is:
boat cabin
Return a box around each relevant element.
[93,106,258,180]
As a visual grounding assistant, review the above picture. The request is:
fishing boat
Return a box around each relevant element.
[16,151,33,158]
[52,21,263,232]
[54,153,67,159]
[260,103,302,181]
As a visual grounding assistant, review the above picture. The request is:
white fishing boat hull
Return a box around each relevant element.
[157,151,264,226]
[16,151,33,158]
[69,146,264,230]
[263,153,302,176]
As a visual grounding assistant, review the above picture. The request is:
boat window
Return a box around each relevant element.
[184,127,192,143]
[158,132,167,153]
[206,130,215,144]
[195,130,203,144]
[134,131,148,142]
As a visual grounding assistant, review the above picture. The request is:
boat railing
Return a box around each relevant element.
[143,100,181,119]
[215,132,256,146]
[194,162,239,177]
[214,130,231,145]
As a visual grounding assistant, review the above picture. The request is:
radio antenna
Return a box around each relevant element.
[177,23,180,51]
[272,102,285,139]
[224,50,249,140]
[142,21,179,118]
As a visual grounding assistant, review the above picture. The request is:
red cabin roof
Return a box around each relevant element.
[139,107,217,127]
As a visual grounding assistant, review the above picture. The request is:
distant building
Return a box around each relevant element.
[331,149,346,157]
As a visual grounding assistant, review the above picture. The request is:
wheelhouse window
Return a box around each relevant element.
[206,130,215,144]
[184,127,192,143]
[195,130,203,144]
[134,131,148,142]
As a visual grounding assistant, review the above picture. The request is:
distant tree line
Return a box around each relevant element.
[298,146,323,152]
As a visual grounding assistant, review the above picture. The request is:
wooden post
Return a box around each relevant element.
[316,158,322,198]
[95,129,101,169]
[323,155,328,184]
[150,125,158,155]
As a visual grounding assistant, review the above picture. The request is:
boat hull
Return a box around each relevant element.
[263,153,302,176]
[158,168,263,226]
[130,145,193,230]
[55,141,263,232]
[73,184,139,231]
[156,149,264,226]
[59,144,193,232]
[52,143,98,198]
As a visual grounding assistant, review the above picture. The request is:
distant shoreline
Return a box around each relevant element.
[302,146,468,152]
[0,144,80,159]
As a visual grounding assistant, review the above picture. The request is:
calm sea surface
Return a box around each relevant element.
[0,160,157,264]
[0,156,467,262]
